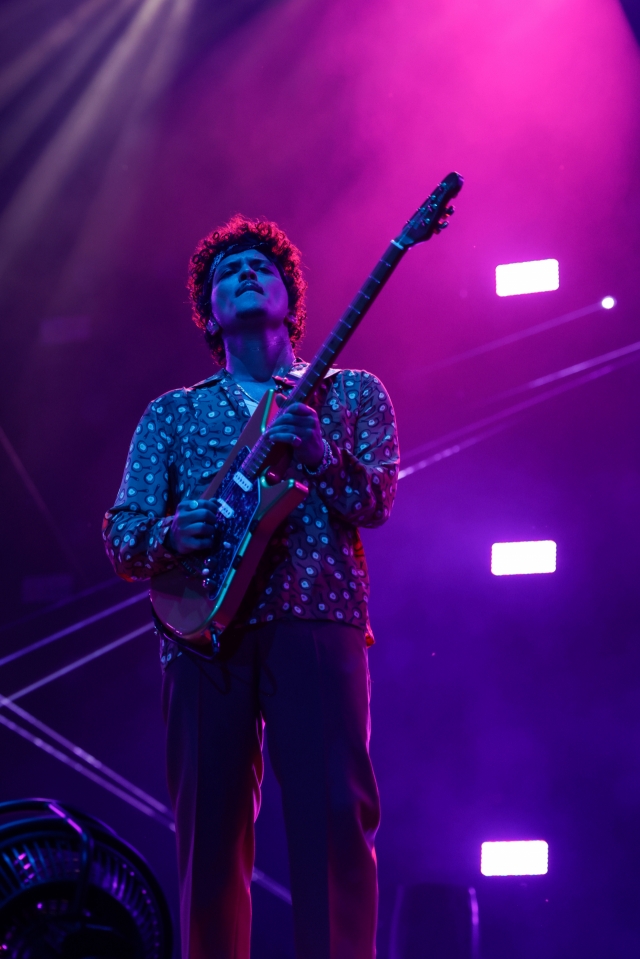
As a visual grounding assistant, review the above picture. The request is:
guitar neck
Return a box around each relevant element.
[242,238,407,479]
[239,169,465,480]
[286,238,406,406]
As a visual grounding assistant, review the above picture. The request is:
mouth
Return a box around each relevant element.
[235,281,264,297]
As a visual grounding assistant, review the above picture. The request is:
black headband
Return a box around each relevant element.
[207,240,282,285]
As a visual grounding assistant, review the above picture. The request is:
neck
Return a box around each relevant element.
[223,326,295,382]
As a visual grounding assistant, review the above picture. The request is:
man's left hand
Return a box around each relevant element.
[266,399,324,469]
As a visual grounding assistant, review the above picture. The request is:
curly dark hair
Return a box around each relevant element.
[188,215,307,366]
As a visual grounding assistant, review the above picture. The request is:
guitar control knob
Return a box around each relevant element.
[202,568,210,575]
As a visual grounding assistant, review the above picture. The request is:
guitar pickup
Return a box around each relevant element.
[233,471,252,492]
[217,499,235,519]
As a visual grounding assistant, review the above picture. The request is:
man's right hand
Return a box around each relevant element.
[168,499,221,554]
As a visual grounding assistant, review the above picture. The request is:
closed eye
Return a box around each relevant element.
[217,265,237,279]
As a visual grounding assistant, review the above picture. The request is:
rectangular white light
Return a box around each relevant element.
[491,540,556,576]
[481,840,549,876]
[495,259,559,297]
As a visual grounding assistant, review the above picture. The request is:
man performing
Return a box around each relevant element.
[103,215,399,959]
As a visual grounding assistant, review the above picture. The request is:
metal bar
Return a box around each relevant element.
[0,591,147,669]
[415,301,604,375]
[398,424,511,479]
[0,578,119,635]
[0,694,172,816]
[482,337,640,404]
[0,710,174,828]
[400,349,640,479]
[0,711,292,902]
[251,867,292,905]
[4,623,153,702]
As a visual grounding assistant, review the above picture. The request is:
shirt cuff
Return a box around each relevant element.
[148,515,176,563]
[304,438,333,476]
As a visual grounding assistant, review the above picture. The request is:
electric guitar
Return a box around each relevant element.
[150,172,464,651]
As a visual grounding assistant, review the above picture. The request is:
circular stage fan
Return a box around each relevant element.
[0,799,173,959]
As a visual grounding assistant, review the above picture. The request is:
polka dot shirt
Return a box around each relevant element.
[102,362,399,645]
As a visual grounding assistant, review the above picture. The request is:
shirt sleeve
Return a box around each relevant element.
[102,396,179,581]
[313,372,399,528]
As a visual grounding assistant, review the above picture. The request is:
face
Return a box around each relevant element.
[210,248,290,335]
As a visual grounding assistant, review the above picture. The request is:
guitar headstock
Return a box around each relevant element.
[396,172,464,248]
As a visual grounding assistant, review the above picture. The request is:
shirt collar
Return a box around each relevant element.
[189,358,341,391]
[283,360,342,379]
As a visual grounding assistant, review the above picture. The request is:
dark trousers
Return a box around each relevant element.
[161,619,381,959]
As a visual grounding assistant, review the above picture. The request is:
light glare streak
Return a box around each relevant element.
[0,0,113,111]
[53,0,196,295]
[0,0,173,277]
[0,0,138,171]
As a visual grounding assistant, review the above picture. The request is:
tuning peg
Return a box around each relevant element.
[445,206,455,216]
[435,220,449,232]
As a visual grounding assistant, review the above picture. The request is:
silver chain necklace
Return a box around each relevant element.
[233,379,264,404]
[227,363,294,404]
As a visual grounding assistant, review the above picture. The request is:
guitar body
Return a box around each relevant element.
[149,390,309,644]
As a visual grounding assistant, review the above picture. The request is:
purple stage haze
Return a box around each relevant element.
[0,1,640,957]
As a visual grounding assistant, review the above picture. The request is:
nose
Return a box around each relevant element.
[238,260,257,281]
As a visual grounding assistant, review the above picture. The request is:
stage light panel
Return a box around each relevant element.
[601,296,615,309]
[491,540,556,575]
[481,840,549,876]
[495,259,559,297]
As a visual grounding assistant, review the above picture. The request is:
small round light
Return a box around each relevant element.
[601,296,615,310]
